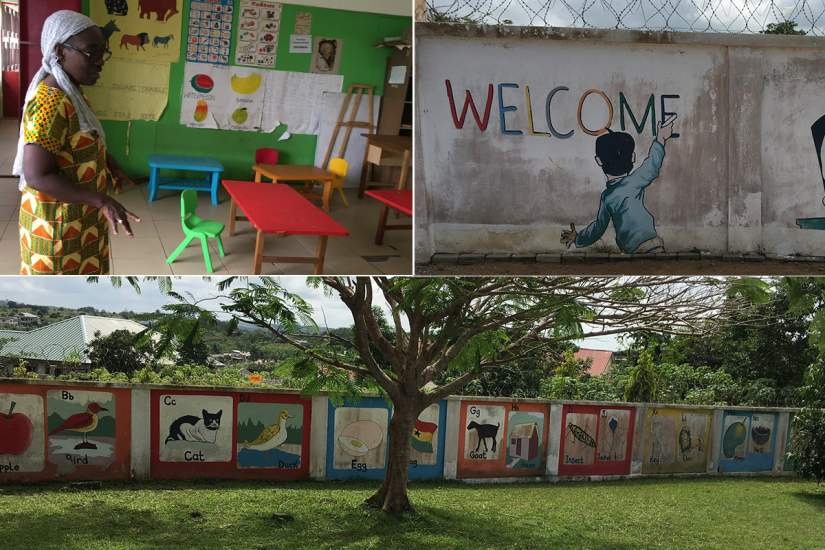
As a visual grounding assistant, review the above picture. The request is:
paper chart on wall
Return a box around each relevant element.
[87,59,170,121]
[180,62,266,132]
[235,0,283,67]
[261,72,344,134]
[186,0,234,65]
[89,0,182,63]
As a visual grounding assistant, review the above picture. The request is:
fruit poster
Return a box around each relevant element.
[186,0,233,65]
[87,59,171,121]
[90,0,183,63]
[181,62,266,131]
[235,0,282,67]
[0,393,45,474]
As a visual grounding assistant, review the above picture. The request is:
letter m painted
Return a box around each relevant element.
[445,80,494,131]
[620,93,656,135]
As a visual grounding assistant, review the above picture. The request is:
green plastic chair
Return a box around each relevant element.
[165,189,225,273]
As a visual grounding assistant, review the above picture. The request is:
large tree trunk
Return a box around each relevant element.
[364,402,418,515]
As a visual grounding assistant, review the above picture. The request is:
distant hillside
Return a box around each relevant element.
[0,300,323,363]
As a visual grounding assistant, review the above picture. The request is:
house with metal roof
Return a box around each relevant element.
[574,348,615,377]
[0,315,148,375]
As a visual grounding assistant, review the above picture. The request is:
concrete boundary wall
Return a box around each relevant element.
[0,380,801,484]
[415,23,825,260]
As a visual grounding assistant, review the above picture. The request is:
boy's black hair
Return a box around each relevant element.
[595,130,635,177]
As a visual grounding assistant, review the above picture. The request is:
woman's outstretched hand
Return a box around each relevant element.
[96,194,141,236]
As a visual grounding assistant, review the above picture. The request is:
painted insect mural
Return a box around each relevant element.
[567,422,596,448]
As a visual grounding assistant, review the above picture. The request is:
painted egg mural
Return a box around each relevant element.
[190,74,214,94]
[338,420,383,457]
[722,421,747,459]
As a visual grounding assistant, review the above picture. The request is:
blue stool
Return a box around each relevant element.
[148,154,224,205]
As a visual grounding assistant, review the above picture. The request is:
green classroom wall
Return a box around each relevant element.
[81,0,410,179]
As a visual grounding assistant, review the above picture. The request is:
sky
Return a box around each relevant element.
[0,277,623,350]
[430,0,825,34]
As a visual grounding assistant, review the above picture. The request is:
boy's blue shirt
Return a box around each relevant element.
[575,140,665,253]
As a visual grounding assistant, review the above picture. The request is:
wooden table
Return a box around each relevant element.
[252,163,336,212]
[365,189,412,245]
[358,134,412,197]
[148,154,224,205]
[223,180,349,274]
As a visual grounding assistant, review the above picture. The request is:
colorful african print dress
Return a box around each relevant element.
[19,82,116,275]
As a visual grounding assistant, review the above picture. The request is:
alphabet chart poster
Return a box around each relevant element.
[235,0,283,67]
[187,0,234,65]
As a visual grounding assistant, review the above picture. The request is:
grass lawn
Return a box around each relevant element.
[1,477,823,549]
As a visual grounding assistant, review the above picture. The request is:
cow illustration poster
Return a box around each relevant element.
[463,404,505,461]
[90,0,183,63]
[236,402,303,469]
[0,392,45,473]
[158,394,233,463]
[47,389,116,473]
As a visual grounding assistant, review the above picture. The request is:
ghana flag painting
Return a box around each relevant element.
[411,419,438,453]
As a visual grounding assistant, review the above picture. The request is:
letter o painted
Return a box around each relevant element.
[577,89,614,136]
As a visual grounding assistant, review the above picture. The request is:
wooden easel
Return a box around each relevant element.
[321,84,375,169]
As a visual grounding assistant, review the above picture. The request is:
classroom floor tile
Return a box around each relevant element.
[0,173,412,275]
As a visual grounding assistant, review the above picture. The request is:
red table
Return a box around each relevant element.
[223,180,349,274]
[365,189,412,245]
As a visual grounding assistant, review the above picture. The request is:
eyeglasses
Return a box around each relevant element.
[62,42,112,63]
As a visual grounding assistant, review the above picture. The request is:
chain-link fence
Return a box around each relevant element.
[422,0,825,35]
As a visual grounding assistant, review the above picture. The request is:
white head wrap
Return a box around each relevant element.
[12,10,106,190]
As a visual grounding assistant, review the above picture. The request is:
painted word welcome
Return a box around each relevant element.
[445,80,680,137]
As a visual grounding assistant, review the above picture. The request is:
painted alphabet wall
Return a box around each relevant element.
[325,398,446,480]
[558,404,635,476]
[456,400,549,478]
[415,24,825,260]
[641,407,712,475]
[717,411,777,473]
[0,383,131,482]
[150,389,311,480]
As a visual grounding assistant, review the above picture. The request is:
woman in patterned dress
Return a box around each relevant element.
[12,11,139,275]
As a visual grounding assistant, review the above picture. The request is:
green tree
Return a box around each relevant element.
[788,360,825,483]
[624,349,659,402]
[762,20,806,35]
[203,276,766,515]
[87,329,151,376]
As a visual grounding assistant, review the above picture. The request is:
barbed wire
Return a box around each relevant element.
[423,0,825,36]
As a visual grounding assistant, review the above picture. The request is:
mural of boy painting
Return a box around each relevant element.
[561,116,677,254]
[813,114,825,189]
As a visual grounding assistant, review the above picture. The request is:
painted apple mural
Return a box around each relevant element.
[0,401,33,455]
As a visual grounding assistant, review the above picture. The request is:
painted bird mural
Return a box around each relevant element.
[49,402,108,450]
[240,410,292,451]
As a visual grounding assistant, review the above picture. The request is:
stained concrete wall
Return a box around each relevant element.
[415,24,825,259]
[0,380,802,484]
